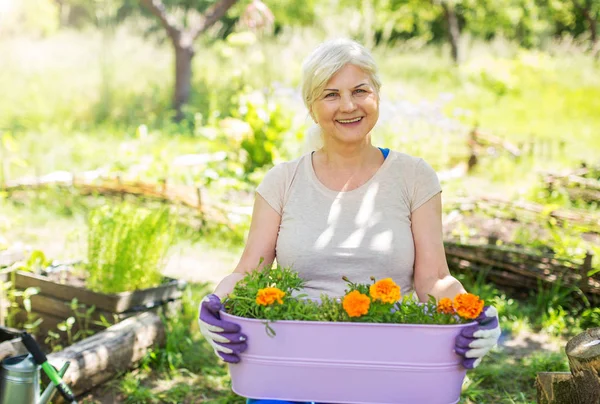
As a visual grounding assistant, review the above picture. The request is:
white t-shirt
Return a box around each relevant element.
[256,150,442,299]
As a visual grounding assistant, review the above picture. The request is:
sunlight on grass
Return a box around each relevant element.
[2,25,599,404]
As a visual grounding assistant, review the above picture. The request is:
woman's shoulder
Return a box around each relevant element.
[260,153,310,186]
[267,153,310,175]
[386,150,433,171]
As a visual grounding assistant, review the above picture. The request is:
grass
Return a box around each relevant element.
[74,278,575,403]
[461,351,569,403]
[2,24,600,403]
[78,282,246,404]
[3,192,596,402]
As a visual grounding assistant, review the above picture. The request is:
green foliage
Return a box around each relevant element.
[233,91,293,174]
[462,350,569,403]
[86,203,175,293]
[335,0,598,49]
[108,282,244,403]
[224,266,473,326]
[264,0,317,27]
[13,250,52,273]
[5,284,42,332]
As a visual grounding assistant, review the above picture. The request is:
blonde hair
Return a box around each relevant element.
[301,38,382,151]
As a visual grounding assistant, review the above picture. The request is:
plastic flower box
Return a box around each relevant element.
[221,311,474,404]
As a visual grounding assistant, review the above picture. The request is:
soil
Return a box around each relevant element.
[443,209,600,246]
[500,328,565,359]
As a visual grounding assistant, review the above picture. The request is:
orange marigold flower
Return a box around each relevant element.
[369,278,401,304]
[437,297,454,314]
[343,290,371,317]
[452,293,484,320]
[256,287,286,306]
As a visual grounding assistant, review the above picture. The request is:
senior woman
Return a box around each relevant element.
[199,38,501,403]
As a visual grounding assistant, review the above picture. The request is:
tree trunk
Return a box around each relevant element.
[441,2,461,64]
[139,0,240,121]
[573,0,599,55]
[580,4,598,46]
[47,312,165,397]
[174,44,195,122]
[53,0,69,27]
[536,328,600,403]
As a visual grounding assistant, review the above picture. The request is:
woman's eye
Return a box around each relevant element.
[354,89,367,94]
[324,93,337,98]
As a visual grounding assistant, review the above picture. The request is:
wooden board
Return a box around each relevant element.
[14,271,185,313]
[48,312,165,397]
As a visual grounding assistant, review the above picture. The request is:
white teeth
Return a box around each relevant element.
[337,117,362,123]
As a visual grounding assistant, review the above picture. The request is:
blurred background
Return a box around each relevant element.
[0,0,599,402]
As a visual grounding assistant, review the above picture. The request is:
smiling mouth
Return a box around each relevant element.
[336,117,363,124]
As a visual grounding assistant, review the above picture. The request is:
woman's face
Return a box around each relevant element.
[311,64,379,147]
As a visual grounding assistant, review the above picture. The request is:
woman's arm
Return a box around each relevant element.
[213,193,282,298]
[412,193,466,302]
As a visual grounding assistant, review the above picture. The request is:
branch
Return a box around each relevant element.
[139,0,182,43]
[190,0,238,40]
[572,0,590,15]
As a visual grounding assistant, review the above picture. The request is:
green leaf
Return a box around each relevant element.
[1,132,18,152]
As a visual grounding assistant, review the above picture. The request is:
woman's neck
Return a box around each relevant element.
[318,141,379,171]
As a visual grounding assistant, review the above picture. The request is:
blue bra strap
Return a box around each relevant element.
[378,147,390,159]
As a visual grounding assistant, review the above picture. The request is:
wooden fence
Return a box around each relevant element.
[445,238,599,302]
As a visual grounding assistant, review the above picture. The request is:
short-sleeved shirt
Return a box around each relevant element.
[256,150,441,299]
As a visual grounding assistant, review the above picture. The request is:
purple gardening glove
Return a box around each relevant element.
[198,294,247,363]
[455,306,501,369]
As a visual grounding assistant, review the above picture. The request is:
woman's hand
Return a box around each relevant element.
[455,306,501,369]
[198,294,248,363]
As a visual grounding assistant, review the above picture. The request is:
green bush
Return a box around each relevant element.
[86,203,175,294]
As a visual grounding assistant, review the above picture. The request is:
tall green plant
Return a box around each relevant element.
[87,203,175,294]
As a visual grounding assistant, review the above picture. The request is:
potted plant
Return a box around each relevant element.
[12,203,186,341]
[221,266,481,404]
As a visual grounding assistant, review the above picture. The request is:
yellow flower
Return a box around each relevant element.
[256,287,286,306]
[437,297,454,314]
[453,293,484,320]
[343,290,371,317]
[369,278,401,304]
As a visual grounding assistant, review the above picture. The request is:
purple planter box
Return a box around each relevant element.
[221,311,474,404]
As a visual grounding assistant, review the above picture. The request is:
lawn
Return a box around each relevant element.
[1,26,599,403]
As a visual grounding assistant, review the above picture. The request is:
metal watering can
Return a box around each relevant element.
[0,332,75,404]
[0,354,70,404]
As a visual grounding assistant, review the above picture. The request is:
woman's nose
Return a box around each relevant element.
[339,95,356,112]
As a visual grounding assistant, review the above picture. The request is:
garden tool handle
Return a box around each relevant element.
[20,332,78,403]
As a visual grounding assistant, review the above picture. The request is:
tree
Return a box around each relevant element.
[438,0,461,63]
[139,0,240,121]
[572,0,599,51]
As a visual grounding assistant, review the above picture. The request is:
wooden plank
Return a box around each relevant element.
[13,298,180,352]
[48,312,165,397]
[14,271,185,313]
[0,268,14,326]
[15,294,119,325]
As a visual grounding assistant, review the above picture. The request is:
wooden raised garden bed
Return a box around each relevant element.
[0,268,14,326]
[13,270,186,338]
